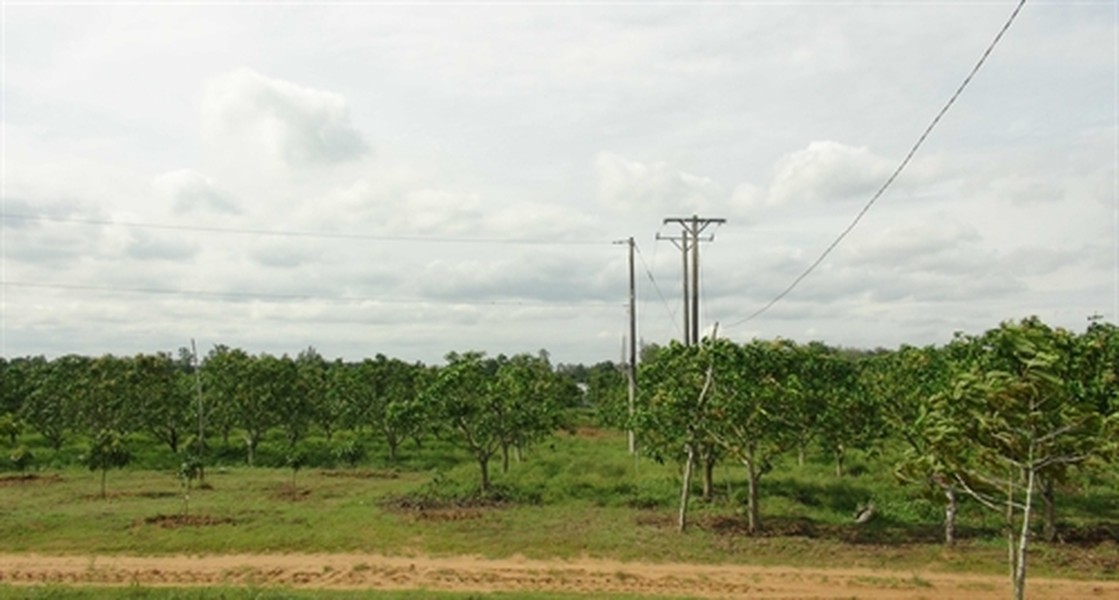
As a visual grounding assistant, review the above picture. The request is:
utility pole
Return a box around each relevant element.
[614,237,638,454]
[191,339,204,444]
[190,338,206,482]
[659,215,725,345]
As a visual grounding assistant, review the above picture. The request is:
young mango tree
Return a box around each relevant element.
[260,353,305,449]
[808,346,878,477]
[706,338,800,534]
[295,347,332,440]
[80,355,138,437]
[86,429,131,499]
[335,355,428,463]
[20,355,80,451]
[929,318,1115,600]
[634,340,717,532]
[203,346,271,466]
[427,351,504,494]
[492,351,576,473]
[866,344,965,544]
[0,357,37,445]
[132,352,193,453]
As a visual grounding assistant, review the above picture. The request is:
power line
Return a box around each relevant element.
[0,212,612,247]
[634,242,682,339]
[728,0,1027,328]
[1,280,620,309]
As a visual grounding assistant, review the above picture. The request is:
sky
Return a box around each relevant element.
[1,1,1115,366]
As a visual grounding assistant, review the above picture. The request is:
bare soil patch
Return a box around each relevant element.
[140,515,236,529]
[1,552,1117,599]
[0,474,62,487]
[271,483,311,501]
[319,469,400,480]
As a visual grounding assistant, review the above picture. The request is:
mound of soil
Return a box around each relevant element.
[272,483,312,501]
[141,514,235,528]
[0,473,63,487]
[320,469,400,480]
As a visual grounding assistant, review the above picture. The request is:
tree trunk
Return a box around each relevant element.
[797,444,805,467]
[744,446,760,534]
[1041,476,1057,542]
[834,444,845,477]
[246,435,257,467]
[701,444,715,502]
[678,443,695,533]
[386,431,399,463]
[478,456,491,495]
[944,485,958,546]
[1013,467,1035,600]
[100,469,108,499]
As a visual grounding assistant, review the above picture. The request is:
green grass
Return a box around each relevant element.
[1,427,1117,581]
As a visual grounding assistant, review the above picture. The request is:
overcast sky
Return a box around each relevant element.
[2,1,1115,365]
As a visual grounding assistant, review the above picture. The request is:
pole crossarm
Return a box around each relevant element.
[658,215,725,346]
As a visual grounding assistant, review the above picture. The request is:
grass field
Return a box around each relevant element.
[2,426,1117,598]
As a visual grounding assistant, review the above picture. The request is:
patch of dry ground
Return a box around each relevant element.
[2,553,1118,598]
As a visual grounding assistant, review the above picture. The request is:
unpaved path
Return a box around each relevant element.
[1,553,1118,598]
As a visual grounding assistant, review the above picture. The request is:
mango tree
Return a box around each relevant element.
[634,340,717,532]
[0,357,36,445]
[807,345,878,477]
[261,353,305,449]
[132,352,193,453]
[706,338,800,533]
[929,318,1115,600]
[21,355,82,451]
[79,355,137,437]
[86,429,131,498]
[427,351,504,494]
[866,344,963,544]
[295,347,332,440]
[335,355,427,463]
[203,346,271,465]
[492,351,576,472]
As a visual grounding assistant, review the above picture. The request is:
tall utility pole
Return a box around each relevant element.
[190,338,206,483]
[191,338,204,445]
[659,215,725,345]
[614,237,638,454]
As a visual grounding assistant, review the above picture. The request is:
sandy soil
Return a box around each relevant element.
[1,552,1118,598]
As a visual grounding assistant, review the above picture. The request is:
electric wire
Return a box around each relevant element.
[0,212,612,246]
[726,0,1028,329]
[1,280,621,309]
[634,242,682,338]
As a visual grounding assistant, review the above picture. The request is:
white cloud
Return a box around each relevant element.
[767,141,894,206]
[153,169,239,215]
[595,152,722,215]
[123,230,199,262]
[201,68,368,168]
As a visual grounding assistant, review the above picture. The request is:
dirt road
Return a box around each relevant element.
[1,552,1117,598]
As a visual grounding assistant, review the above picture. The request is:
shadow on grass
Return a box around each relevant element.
[696,514,1001,545]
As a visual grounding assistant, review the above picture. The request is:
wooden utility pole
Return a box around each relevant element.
[190,338,206,482]
[659,215,725,345]
[191,339,204,445]
[615,237,639,454]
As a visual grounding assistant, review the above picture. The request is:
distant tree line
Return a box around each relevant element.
[0,347,587,493]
